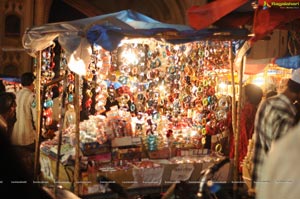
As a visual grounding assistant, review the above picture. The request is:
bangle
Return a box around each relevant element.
[201,128,207,136]
[201,136,206,145]
[215,143,222,153]
[202,98,208,106]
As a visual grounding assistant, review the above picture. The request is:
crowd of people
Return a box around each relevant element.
[221,68,300,199]
[229,83,263,175]
[0,73,54,198]
[234,68,300,199]
[253,68,300,199]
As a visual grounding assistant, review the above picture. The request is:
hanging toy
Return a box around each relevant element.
[147,134,157,151]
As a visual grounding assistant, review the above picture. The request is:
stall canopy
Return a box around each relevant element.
[187,0,300,42]
[0,74,21,83]
[187,0,250,30]
[23,9,249,75]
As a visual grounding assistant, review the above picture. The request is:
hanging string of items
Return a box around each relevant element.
[40,46,57,137]
[94,40,233,154]
[82,44,111,117]
[39,40,234,164]
[40,46,75,138]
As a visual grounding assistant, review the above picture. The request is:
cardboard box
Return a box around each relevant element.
[112,146,142,161]
[147,147,176,159]
[80,142,111,156]
[111,136,141,147]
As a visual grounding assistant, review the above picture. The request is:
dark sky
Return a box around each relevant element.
[48,0,87,23]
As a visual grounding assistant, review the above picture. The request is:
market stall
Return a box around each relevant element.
[22,10,250,198]
[0,74,21,93]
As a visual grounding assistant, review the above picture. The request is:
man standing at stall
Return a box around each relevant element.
[11,72,37,179]
[252,68,300,193]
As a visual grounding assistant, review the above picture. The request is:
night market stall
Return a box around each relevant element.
[22,10,251,198]
[0,74,21,93]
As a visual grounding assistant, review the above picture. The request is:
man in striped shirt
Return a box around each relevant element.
[252,68,300,192]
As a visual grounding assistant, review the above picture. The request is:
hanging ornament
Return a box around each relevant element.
[45,116,53,126]
[85,98,92,108]
[43,108,53,117]
[43,99,53,108]
[68,93,74,103]
[147,134,157,151]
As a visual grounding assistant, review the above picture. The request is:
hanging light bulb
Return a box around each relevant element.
[68,54,86,76]
[121,48,138,65]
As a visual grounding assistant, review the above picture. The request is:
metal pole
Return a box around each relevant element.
[229,41,237,191]
[233,53,245,191]
[74,74,81,195]
[54,72,68,197]
[34,51,42,181]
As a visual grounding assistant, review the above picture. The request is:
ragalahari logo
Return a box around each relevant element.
[263,1,300,9]
[263,1,271,9]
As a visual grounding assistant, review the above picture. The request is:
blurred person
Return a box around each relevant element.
[64,103,76,129]
[242,84,263,140]
[293,99,300,125]
[256,123,300,199]
[252,68,300,191]
[242,87,278,195]
[266,90,278,98]
[0,127,53,199]
[11,72,37,179]
[0,80,5,93]
[0,92,17,137]
[229,84,263,173]
[51,85,61,124]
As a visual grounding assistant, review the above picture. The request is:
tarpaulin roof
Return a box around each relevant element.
[0,74,21,83]
[275,55,300,69]
[22,9,249,75]
[23,10,192,55]
[187,0,249,30]
[187,0,300,42]
[251,5,300,43]
[241,56,300,75]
